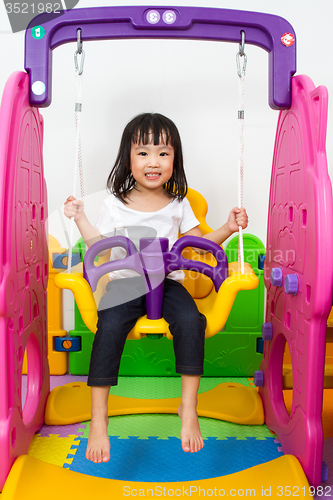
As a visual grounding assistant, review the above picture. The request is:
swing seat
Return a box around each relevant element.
[55,188,258,339]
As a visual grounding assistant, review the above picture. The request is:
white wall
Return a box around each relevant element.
[1,0,332,249]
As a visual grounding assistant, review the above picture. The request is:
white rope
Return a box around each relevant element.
[68,49,85,273]
[237,71,245,275]
[236,34,246,275]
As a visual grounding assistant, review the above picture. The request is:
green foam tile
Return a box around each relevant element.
[109,376,252,399]
[79,414,274,441]
[78,377,265,441]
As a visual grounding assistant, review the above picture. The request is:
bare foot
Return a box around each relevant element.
[86,410,110,463]
[178,404,204,453]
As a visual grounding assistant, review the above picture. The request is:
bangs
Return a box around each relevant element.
[131,114,173,146]
[107,112,187,202]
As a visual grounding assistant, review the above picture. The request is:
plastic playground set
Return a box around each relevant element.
[0,5,332,499]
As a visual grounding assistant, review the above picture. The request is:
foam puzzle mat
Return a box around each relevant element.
[63,435,283,482]
[2,375,331,496]
[27,376,280,478]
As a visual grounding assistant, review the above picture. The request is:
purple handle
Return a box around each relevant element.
[82,235,228,320]
[165,236,228,291]
[25,6,296,109]
[83,235,142,292]
[139,238,169,319]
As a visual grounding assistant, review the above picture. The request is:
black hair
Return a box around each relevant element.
[107,113,188,202]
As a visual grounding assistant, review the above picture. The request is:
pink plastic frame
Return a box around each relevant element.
[0,71,49,491]
[261,75,332,487]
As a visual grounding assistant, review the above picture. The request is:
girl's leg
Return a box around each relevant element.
[86,386,111,463]
[178,374,204,453]
[86,277,146,463]
[88,277,147,387]
[162,279,206,453]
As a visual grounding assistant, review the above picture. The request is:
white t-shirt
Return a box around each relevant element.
[95,193,200,282]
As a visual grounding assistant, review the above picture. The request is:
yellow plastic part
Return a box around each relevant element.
[195,262,258,338]
[186,187,213,235]
[54,262,258,339]
[54,188,259,339]
[24,236,68,375]
[182,188,216,299]
[44,381,264,426]
[182,247,216,298]
[2,454,312,500]
[54,271,98,333]
[46,236,69,374]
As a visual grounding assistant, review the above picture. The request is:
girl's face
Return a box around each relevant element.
[130,134,174,192]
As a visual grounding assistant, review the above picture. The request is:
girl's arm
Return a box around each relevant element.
[182,207,248,247]
[64,196,105,250]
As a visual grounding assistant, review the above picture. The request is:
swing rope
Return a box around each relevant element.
[68,29,85,273]
[236,31,247,275]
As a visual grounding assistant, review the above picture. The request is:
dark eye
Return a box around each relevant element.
[160,152,168,156]
[139,152,147,156]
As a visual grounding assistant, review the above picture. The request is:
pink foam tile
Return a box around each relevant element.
[38,423,87,438]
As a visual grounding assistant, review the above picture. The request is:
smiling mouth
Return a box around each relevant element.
[145,173,161,178]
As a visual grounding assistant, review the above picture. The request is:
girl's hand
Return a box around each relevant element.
[64,196,84,221]
[227,207,248,233]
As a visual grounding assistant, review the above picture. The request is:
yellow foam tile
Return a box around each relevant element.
[27,434,80,468]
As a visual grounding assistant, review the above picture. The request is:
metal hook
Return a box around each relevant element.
[239,30,245,57]
[76,28,83,54]
[236,30,247,77]
[74,28,85,75]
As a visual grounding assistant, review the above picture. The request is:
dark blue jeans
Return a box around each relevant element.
[87,277,206,386]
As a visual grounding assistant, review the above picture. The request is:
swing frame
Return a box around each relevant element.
[1,5,331,494]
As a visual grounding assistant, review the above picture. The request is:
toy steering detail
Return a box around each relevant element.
[83,236,228,320]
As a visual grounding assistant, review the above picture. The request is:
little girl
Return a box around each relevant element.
[64,112,248,464]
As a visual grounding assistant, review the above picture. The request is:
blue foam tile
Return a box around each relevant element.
[65,436,282,482]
